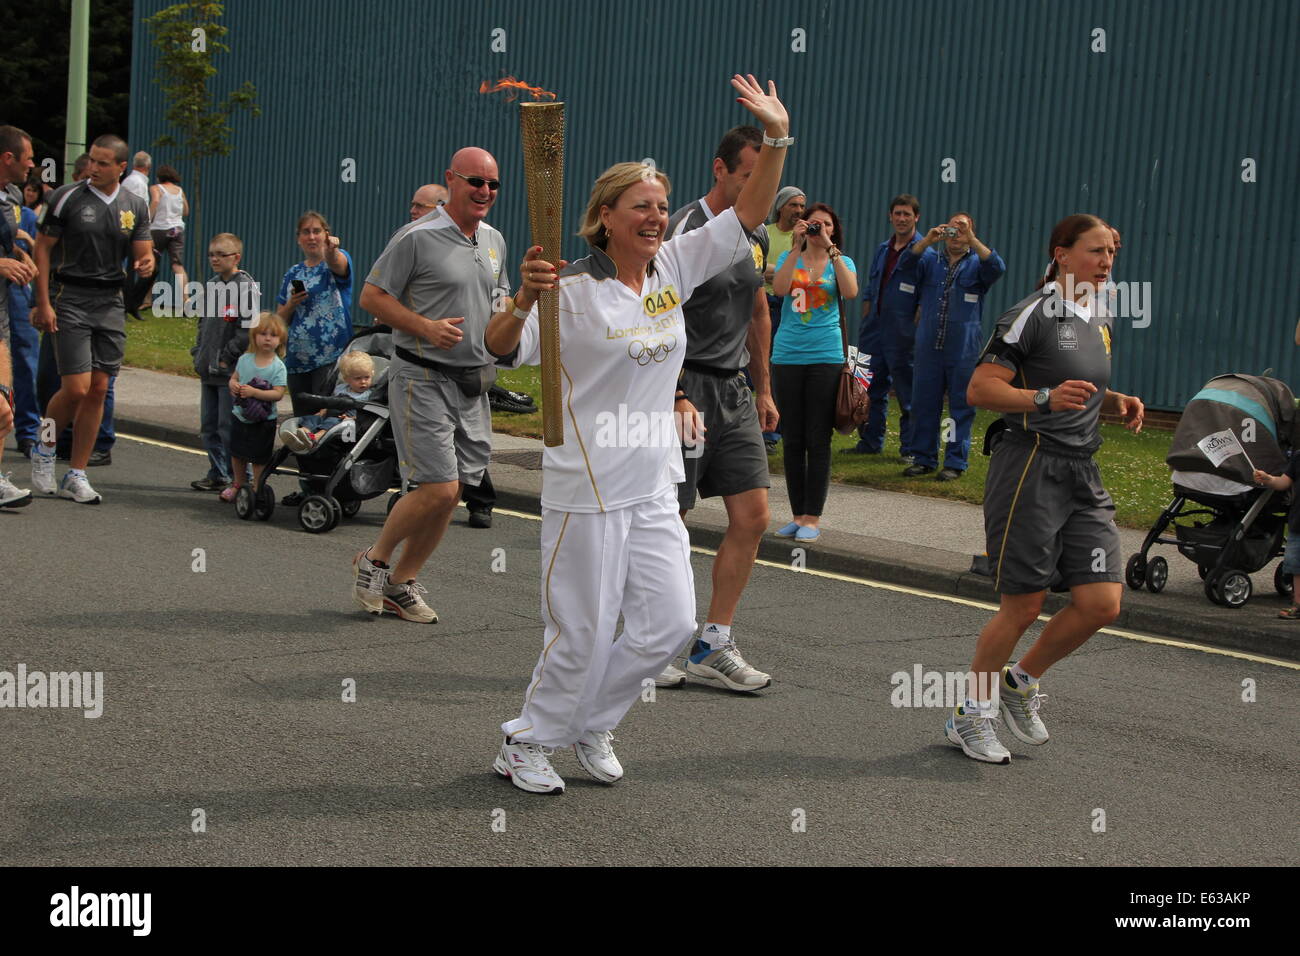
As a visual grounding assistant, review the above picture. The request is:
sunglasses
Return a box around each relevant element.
[451,171,500,191]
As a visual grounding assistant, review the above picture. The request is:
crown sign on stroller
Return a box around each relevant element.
[1125,373,1298,608]
[234,329,400,532]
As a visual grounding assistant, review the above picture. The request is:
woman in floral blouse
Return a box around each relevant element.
[275,210,354,415]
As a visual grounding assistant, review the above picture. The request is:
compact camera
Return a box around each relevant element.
[940,226,959,238]
[805,221,823,236]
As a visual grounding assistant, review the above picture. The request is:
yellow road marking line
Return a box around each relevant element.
[122,435,1300,671]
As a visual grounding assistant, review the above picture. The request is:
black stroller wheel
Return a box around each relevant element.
[235,485,254,520]
[1274,562,1293,599]
[341,499,362,518]
[1124,554,1146,589]
[1214,570,1252,609]
[1145,556,1168,593]
[298,495,337,534]
[1197,564,1210,580]
[387,491,403,514]
[254,484,275,521]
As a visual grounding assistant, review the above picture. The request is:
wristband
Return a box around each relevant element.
[763,133,795,148]
[511,300,532,321]
[674,390,689,403]
[0,384,12,409]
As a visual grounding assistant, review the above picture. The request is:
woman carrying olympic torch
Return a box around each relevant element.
[485,74,792,794]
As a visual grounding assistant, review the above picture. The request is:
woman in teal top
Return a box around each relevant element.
[770,202,858,540]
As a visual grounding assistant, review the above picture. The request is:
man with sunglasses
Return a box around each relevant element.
[352,149,513,623]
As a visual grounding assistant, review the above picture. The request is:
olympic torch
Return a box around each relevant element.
[519,102,565,447]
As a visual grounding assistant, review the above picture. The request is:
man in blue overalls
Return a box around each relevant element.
[853,193,922,459]
[901,213,1005,480]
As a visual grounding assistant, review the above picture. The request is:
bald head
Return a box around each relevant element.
[443,147,500,235]
[410,183,448,221]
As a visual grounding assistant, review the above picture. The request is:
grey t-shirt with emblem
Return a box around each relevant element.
[665,198,768,370]
[365,208,511,369]
[39,180,151,284]
[980,286,1114,454]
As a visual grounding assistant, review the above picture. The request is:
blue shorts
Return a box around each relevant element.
[1281,534,1300,576]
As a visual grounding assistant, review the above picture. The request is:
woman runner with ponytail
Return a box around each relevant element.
[947,214,1144,764]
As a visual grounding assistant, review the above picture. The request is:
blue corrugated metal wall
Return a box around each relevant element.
[128,0,1300,409]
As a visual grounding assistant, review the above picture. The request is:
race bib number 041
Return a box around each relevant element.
[643,286,681,318]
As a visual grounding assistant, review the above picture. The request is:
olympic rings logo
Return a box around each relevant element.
[627,334,677,365]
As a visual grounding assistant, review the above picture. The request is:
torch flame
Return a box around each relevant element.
[479,76,558,102]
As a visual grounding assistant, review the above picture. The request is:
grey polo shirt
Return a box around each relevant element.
[665,198,768,370]
[365,208,511,369]
[40,181,151,284]
[981,286,1114,454]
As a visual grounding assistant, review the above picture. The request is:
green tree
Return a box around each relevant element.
[145,1,259,271]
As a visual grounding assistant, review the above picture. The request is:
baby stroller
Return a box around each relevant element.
[1125,373,1297,608]
[236,329,399,533]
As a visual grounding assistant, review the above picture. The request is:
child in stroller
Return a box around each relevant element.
[280,350,374,452]
[233,330,398,532]
[1251,458,1300,618]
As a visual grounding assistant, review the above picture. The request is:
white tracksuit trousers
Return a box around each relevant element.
[502,488,697,748]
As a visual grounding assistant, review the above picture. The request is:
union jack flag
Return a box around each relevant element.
[847,346,873,389]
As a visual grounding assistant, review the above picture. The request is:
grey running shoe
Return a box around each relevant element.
[0,472,33,508]
[686,643,772,692]
[654,663,687,688]
[353,548,389,615]
[58,471,102,504]
[573,729,623,783]
[494,736,565,794]
[31,452,56,495]
[945,706,1012,764]
[999,668,1049,745]
[383,579,439,623]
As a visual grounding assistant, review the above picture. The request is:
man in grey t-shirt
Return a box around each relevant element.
[351,148,513,624]
[657,125,776,693]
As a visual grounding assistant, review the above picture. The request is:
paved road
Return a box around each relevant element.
[1,434,1295,866]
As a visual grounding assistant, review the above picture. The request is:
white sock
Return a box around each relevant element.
[68,468,87,479]
[36,443,56,458]
[1009,661,1039,688]
[964,697,996,716]
[700,623,732,647]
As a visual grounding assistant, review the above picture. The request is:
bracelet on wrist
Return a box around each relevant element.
[674,391,689,403]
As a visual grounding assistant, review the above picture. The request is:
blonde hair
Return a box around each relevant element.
[337,350,374,379]
[577,162,672,250]
[209,232,243,255]
[246,312,287,357]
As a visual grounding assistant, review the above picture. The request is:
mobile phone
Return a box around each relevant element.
[291,279,306,295]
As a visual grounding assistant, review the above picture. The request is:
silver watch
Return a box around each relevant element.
[1034,387,1052,413]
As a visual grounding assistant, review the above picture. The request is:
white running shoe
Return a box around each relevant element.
[31,452,57,495]
[352,548,389,615]
[493,736,565,794]
[281,427,314,453]
[686,642,772,692]
[945,706,1012,764]
[999,668,1050,745]
[0,472,33,508]
[655,663,687,688]
[57,471,102,504]
[382,579,439,623]
[573,730,623,783]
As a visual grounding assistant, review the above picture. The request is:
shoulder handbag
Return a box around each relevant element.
[831,262,870,434]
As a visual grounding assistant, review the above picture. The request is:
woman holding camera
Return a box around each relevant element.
[770,202,857,540]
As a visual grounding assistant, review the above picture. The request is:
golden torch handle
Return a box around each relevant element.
[520,102,565,447]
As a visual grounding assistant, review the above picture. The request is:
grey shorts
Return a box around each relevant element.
[51,283,127,376]
[152,229,184,264]
[677,368,771,510]
[984,431,1122,594]
[388,358,491,485]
